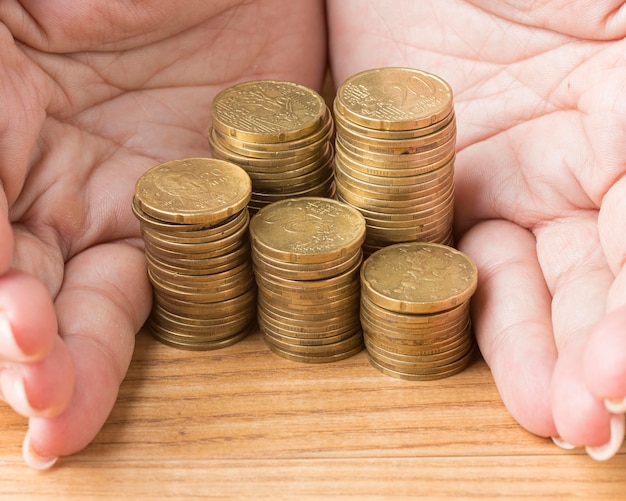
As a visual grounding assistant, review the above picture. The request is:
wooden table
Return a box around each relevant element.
[0,327,624,499]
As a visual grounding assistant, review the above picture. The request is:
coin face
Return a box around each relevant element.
[211,80,327,143]
[335,67,453,131]
[249,197,366,263]
[134,158,251,224]
[361,242,477,314]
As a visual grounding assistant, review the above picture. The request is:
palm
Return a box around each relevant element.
[0,0,325,461]
[329,0,626,445]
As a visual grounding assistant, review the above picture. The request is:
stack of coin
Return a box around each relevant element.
[333,67,456,254]
[249,197,366,363]
[209,80,335,213]
[360,242,477,380]
[132,158,257,350]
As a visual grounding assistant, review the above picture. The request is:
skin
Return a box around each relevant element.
[0,0,326,467]
[1,0,625,467]
[328,0,626,452]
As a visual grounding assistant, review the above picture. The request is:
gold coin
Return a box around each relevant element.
[334,163,454,200]
[257,303,360,337]
[258,292,359,322]
[335,67,453,131]
[145,243,250,272]
[360,306,470,340]
[265,337,364,364]
[210,126,331,161]
[257,310,361,340]
[364,321,472,354]
[363,336,474,371]
[360,242,477,314]
[263,324,362,347]
[150,321,252,351]
[212,117,332,160]
[147,249,249,279]
[360,297,469,331]
[211,80,327,143]
[134,158,251,224]
[366,343,474,381]
[257,295,360,325]
[248,148,332,183]
[132,198,223,233]
[252,246,362,281]
[334,154,454,187]
[334,177,454,212]
[213,107,333,153]
[141,209,250,245]
[334,101,456,140]
[141,216,250,255]
[153,287,256,317]
[252,245,361,274]
[337,122,456,155]
[336,133,455,166]
[335,142,455,177]
[363,322,472,356]
[150,269,256,303]
[249,197,366,264]
[251,159,334,195]
[254,271,360,302]
[264,331,363,357]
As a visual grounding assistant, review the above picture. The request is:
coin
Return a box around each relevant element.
[249,197,366,264]
[359,241,477,379]
[134,158,251,224]
[211,80,327,143]
[335,67,453,131]
[333,68,457,251]
[360,242,477,314]
[209,80,334,212]
[250,197,365,361]
[133,158,256,350]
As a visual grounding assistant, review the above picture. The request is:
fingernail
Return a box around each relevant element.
[605,397,626,414]
[22,431,58,470]
[551,436,576,450]
[0,370,34,417]
[0,314,26,359]
[586,413,626,461]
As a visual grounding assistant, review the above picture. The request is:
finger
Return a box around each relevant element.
[23,241,151,468]
[0,192,12,273]
[585,174,626,403]
[0,335,74,418]
[584,300,626,405]
[534,213,614,446]
[457,219,557,437]
[0,269,57,361]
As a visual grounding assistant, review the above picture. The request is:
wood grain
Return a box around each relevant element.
[0,328,623,499]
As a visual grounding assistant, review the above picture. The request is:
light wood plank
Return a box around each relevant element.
[0,329,623,499]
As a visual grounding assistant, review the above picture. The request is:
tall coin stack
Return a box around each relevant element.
[249,197,366,363]
[133,158,257,350]
[360,242,477,380]
[333,67,456,255]
[209,80,335,213]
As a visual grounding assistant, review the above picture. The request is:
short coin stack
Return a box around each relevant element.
[133,158,257,350]
[360,242,477,380]
[209,80,335,213]
[333,67,456,254]
[249,197,366,363]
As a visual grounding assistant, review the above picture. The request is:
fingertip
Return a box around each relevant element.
[552,343,612,447]
[585,413,626,461]
[22,430,58,471]
[584,304,626,400]
[0,270,57,360]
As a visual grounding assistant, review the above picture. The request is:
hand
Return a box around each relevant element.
[0,0,326,468]
[328,0,626,458]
